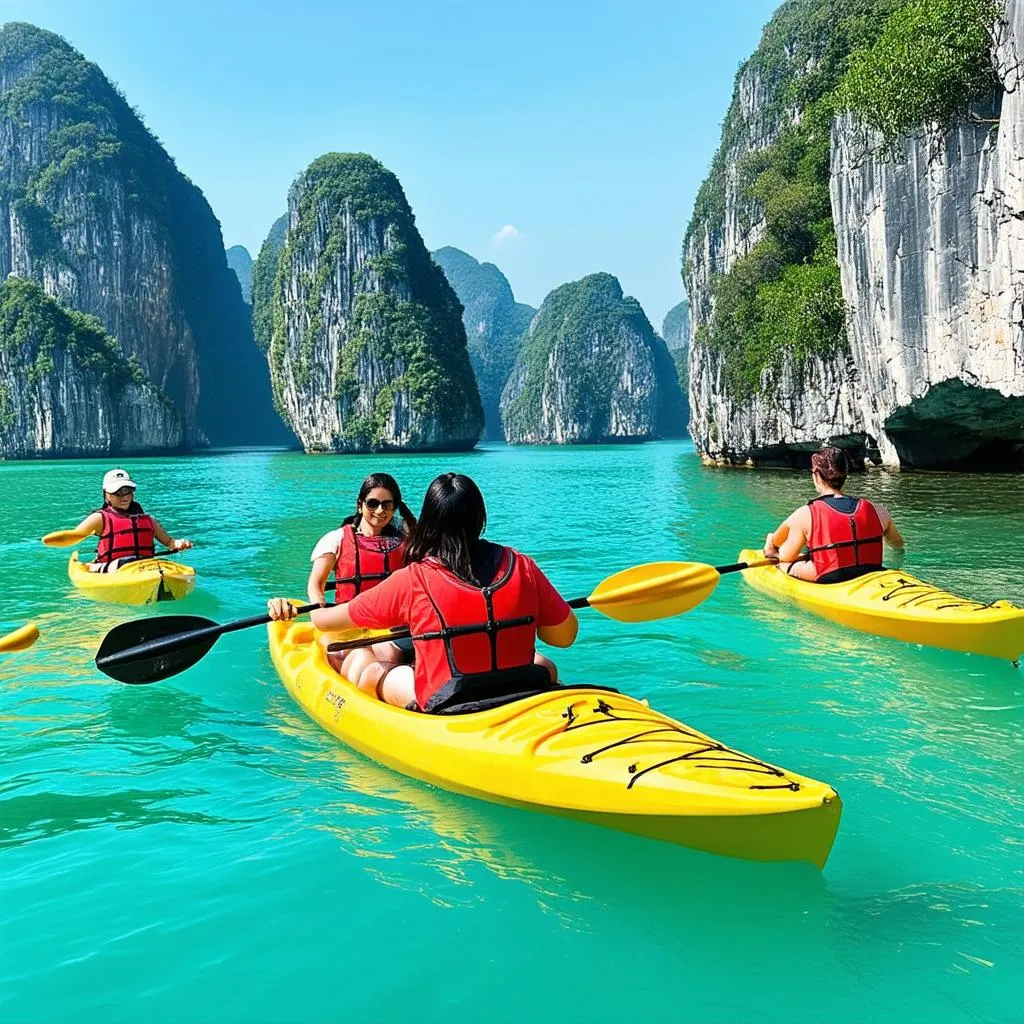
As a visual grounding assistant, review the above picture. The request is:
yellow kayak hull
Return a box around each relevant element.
[269,620,842,868]
[738,549,1024,662]
[68,551,196,605]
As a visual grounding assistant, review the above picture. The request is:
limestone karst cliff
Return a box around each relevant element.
[432,246,535,441]
[253,155,482,452]
[683,0,1023,470]
[0,22,291,453]
[500,273,686,444]
[226,245,253,304]
[252,214,287,353]
[0,277,183,457]
[662,299,691,424]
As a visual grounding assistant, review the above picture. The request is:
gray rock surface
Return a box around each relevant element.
[432,246,535,441]
[684,0,1024,469]
[259,154,482,452]
[0,23,291,452]
[226,245,253,303]
[500,272,686,443]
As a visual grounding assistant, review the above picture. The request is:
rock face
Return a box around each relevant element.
[0,22,291,452]
[662,299,690,350]
[252,214,287,352]
[0,277,182,457]
[684,0,1024,470]
[254,154,483,452]
[432,246,535,441]
[226,245,253,303]
[662,300,691,425]
[500,273,686,444]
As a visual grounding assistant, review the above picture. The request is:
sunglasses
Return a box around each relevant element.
[362,498,394,512]
[112,487,136,498]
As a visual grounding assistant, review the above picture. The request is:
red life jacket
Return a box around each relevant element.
[407,548,545,711]
[333,524,405,602]
[807,496,884,583]
[94,504,156,563]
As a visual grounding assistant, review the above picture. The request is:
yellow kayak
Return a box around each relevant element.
[269,619,842,868]
[68,551,196,605]
[738,548,1024,663]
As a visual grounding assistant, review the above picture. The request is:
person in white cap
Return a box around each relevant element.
[71,468,194,572]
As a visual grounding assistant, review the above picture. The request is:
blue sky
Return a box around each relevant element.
[5,0,778,328]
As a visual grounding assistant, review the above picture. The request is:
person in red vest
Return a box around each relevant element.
[269,472,579,711]
[763,446,904,583]
[73,468,193,573]
[306,472,416,681]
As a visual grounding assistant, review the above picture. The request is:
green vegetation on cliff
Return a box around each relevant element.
[226,245,253,303]
[843,0,1000,141]
[685,0,1001,393]
[1,23,195,269]
[502,273,683,441]
[252,214,287,352]
[265,154,482,450]
[432,246,535,441]
[0,277,159,409]
[0,22,289,446]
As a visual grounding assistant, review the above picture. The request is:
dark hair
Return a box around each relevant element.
[810,447,849,490]
[100,489,144,515]
[340,472,415,537]
[405,473,486,582]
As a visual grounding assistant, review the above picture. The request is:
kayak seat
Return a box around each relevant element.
[426,666,619,716]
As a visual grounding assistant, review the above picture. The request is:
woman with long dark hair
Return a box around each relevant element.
[270,472,578,711]
[306,472,416,680]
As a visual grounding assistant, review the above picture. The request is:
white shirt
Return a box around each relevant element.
[310,528,344,563]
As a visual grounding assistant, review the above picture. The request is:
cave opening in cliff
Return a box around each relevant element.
[750,435,878,472]
[884,382,1024,472]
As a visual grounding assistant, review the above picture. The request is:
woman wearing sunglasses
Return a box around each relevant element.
[73,468,194,572]
[307,472,417,679]
[273,472,578,712]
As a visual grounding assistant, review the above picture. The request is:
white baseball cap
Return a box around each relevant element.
[102,468,137,492]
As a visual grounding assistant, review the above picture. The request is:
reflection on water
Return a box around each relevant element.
[267,695,828,949]
[1,443,1022,1022]
[0,788,229,849]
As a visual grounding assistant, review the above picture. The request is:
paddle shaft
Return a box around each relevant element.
[96,601,322,669]
[322,565,775,655]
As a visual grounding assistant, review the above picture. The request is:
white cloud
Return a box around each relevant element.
[490,224,522,245]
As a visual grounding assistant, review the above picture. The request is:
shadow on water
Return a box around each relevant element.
[267,698,829,956]
[0,787,227,850]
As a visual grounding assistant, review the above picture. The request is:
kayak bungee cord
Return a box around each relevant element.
[559,695,802,792]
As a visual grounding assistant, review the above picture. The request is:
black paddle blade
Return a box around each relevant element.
[95,615,220,685]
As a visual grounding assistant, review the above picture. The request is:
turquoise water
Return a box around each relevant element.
[1,441,1022,1023]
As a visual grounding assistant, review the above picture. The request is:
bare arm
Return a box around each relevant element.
[307,553,335,605]
[875,504,905,549]
[538,610,579,648]
[151,518,193,552]
[267,598,355,631]
[765,508,810,561]
[73,511,104,537]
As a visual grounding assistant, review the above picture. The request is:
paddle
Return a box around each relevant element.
[93,557,778,685]
[322,556,783,654]
[42,529,92,548]
[0,623,40,653]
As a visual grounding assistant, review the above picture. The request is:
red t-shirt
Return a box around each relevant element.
[347,548,571,708]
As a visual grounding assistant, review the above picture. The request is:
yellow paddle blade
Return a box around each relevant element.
[587,561,722,623]
[0,623,40,652]
[42,529,91,548]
